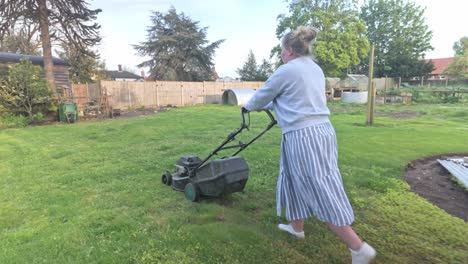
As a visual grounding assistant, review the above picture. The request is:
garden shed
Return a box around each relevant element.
[0,52,71,90]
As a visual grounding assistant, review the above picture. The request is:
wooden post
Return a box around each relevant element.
[156,82,160,107]
[398,77,401,89]
[202,82,206,104]
[127,81,132,109]
[181,83,184,106]
[371,81,377,121]
[367,44,375,125]
[383,77,387,104]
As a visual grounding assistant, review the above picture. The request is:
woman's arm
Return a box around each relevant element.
[244,66,286,111]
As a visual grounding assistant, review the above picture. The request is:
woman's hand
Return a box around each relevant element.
[241,106,250,113]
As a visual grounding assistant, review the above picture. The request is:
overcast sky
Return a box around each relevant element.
[90,0,468,78]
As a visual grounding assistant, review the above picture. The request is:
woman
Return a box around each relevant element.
[243,27,376,264]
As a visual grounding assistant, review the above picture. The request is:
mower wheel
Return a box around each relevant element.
[184,182,200,202]
[161,172,172,185]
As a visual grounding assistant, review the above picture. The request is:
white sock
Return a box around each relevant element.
[278,223,305,238]
[350,242,376,264]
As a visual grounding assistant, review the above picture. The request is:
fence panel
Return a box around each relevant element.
[157,81,182,106]
[71,84,89,110]
[182,82,205,105]
[96,80,270,109]
[203,82,220,104]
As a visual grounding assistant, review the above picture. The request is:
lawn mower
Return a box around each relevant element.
[161,108,277,202]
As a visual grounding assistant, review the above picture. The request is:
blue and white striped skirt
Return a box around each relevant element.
[277,121,354,226]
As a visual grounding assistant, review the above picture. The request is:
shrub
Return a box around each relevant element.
[0,58,54,123]
[0,112,29,128]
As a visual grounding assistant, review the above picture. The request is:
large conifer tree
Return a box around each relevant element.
[134,7,224,81]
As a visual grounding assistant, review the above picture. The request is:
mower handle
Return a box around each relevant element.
[191,108,277,175]
[240,107,276,130]
[230,108,277,156]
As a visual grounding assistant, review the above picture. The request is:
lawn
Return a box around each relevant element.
[1,103,467,263]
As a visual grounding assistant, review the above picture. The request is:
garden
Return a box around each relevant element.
[1,102,467,263]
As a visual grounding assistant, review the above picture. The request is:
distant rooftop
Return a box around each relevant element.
[0,52,70,66]
[425,58,454,75]
[105,70,144,80]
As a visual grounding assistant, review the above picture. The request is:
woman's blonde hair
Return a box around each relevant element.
[282,26,318,56]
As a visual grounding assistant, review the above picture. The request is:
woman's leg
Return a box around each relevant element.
[327,223,362,250]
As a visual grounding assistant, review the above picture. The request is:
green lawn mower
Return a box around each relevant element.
[161,108,277,202]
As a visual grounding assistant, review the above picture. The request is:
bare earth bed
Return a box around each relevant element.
[405,153,468,221]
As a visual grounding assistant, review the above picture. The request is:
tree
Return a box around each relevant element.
[57,45,104,83]
[452,36,468,56]
[444,36,468,80]
[0,58,53,122]
[237,50,259,81]
[257,59,274,81]
[134,7,224,81]
[360,0,434,78]
[274,0,369,77]
[0,0,102,91]
[236,50,273,81]
[0,18,41,54]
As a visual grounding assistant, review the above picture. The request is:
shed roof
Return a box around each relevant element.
[0,52,70,66]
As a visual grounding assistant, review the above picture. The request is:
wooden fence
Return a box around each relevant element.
[102,81,264,109]
[72,81,264,110]
[70,83,101,110]
[72,78,400,110]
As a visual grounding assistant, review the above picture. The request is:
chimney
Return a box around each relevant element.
[141,70,145,78]
[118,64,122,71]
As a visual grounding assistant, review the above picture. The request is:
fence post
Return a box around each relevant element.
[127,82,132,109]
[156,82,160,107]
[202,82,206,104]
[366,44,375,125]
[181,83,184,106]
[383,77,387,104]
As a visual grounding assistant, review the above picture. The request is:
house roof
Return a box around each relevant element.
[0,52,70,66]
[426,57,454,75]
[105,70,143,80]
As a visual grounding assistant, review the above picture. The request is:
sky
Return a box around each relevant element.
[90,0,467,78]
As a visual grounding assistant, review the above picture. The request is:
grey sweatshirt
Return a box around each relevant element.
[244,56,330,134]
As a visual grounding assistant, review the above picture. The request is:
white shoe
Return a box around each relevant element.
[278,224,305,238]
[350,242,376,264]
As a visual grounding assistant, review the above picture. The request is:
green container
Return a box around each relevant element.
[58,102,78,123]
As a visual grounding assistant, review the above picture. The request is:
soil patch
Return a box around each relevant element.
[80,106,175,121]
[405,153,468,221]
[377,112,421,119]
[114,107,172,119]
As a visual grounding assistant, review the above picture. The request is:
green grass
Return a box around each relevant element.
[1,103,467,263]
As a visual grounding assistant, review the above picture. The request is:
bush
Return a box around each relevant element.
[0,112,29,128]
[380,88,402,96]
[410,86,467,104]
[0,58,54,123]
